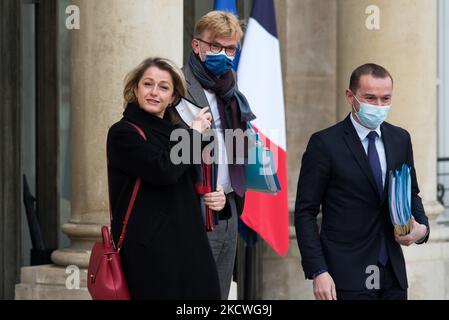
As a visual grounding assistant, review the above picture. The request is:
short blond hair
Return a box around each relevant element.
[123,57,186,108]
[194,11,243,42]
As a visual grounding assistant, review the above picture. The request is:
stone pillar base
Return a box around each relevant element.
[51,249,91,269]
[424,200,445,224]
[262,226,314,299]
[403,230,449,299]
[437,212,449,226]
[50,220,104,269]
[15,265,90,300]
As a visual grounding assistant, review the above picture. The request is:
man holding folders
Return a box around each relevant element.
[295,63,429,300]
[182,11,256,299]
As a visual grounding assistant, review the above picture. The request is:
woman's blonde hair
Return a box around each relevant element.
[123,57,186,108]
[194,11,243,42]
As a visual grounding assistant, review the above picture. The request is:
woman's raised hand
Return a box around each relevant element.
[191,107,212,133]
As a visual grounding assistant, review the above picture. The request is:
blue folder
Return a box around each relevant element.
[245,123,281,194]
[388,164,413,235]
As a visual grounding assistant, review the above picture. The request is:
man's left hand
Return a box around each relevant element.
[204,185,226,211]
[395,219,428,246]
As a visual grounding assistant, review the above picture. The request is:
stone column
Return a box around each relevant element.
[336,0,448,299]
[16,0,183,299]
[337,0,443,221]
[52,0,184,268]
[262,0,337,300]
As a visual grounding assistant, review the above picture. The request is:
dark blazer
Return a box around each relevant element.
[182,64,245,217]
[294,114,429,291]
[107,103,221,299]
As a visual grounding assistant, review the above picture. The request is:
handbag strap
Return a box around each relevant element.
[109,121,147,252]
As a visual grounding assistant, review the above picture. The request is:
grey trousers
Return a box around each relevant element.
[207,194,238,300]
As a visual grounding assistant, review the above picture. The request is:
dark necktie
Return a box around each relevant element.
[367,131,388,266]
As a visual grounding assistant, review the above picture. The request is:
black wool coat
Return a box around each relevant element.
[106,103,220,300]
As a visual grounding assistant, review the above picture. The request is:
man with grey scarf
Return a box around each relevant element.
[182,10,256,300]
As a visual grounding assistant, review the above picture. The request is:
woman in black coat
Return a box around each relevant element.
[106,57,224,299]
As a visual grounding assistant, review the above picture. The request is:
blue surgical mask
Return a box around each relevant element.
[352,95,390,129]
[204,51,234,76]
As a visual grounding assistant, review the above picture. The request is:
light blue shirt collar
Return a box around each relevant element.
[350,113,382,141]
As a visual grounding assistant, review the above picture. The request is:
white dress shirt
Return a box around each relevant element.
[350,113,387,188]
[204,89,233,194]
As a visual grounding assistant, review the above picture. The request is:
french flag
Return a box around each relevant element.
[237,0,289,256]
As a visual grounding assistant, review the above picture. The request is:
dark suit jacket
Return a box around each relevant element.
[182,64,245,217]
[294,114,429,291]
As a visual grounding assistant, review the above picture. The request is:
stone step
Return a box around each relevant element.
[16,264,91,300]
[15,283,90,300]
[19,264,88,286]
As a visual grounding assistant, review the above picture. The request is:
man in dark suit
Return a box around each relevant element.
[182,11,256,299]
[294,63,430,300]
